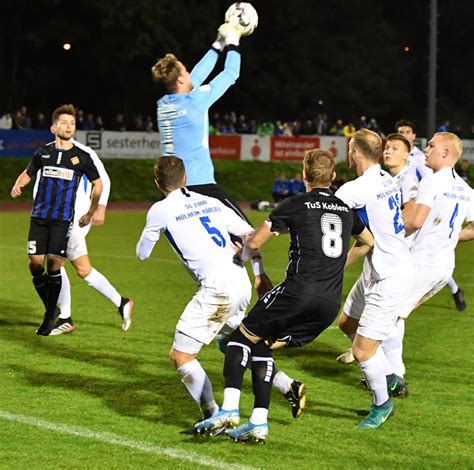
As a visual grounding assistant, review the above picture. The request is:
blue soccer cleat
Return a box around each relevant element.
[227,420,268,443]
[357,400,394,429]
[191,409,240,436]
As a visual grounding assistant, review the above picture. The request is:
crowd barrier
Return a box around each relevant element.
[1,129,473,162]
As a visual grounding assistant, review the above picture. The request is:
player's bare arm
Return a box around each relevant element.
[401,199,416,226]
[11,170,31,198]
[345,228,374,267]
[79,178,103,227]
[458,221,474,242]
[92,204,107,226]
[404,203,431,236]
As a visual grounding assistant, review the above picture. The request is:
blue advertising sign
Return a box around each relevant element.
[0,130,54,157]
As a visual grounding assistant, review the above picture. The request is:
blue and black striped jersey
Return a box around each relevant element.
[26,142,100,222]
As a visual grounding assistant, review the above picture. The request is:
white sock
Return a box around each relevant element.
[381,319,406,377]
[447,277,458,294]
[272,370,292,394]
[359,353,390,406]
[249,407,268,425]
[376,343,393,376]
[84,268,122,308]
[177,359,214,412]
[222,387,241,411]
[57,267,72,319]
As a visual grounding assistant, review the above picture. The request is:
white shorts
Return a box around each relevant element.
[173,272,251,353]
[344,268,414,341]
[66,221,91,261]
[400,264,453,319]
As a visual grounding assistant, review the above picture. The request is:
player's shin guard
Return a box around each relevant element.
[177,359,215,413]
[84,268,122,308]
[57,267,72,319]
[46,269,62,319]
[381,319,405,377]
[221,329,254,411]
[32,268,48,308]
[359,348,390,406]
[251,341,275,410]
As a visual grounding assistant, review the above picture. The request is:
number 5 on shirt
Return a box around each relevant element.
[199,216,226,247]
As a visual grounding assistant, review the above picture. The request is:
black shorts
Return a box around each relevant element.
[27,218,72,258]
[242,283,340,348]
[187,183,251,225]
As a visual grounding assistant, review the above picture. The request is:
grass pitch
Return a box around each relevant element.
[1,210,473,469]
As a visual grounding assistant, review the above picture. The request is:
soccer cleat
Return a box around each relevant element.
[119,297,134,331]
[36,315,55,336]
[357,400,394,429]
[49,317,76,336]
[387,375,409,398]
[336,348,355,364]
[191,409,240,436]
[284,381,307,418]
[453,288,467,311]
[227,421,268,443]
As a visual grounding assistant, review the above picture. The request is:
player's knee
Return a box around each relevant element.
[29,259,43,274]
[75,265,91,278]
[169,348,195,369]
[339,313,357,335]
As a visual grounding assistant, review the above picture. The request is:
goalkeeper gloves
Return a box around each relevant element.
[212,23,244,52]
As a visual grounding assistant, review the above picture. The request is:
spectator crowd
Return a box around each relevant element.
[1,106,473,140]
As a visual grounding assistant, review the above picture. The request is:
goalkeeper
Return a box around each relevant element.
[151,23,247,221]
[152,23,272,296]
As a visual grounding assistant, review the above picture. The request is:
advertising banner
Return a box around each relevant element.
[0,130,54,157]
[270,136,320,161]
[240,135,271,162]
[209,135,241,160]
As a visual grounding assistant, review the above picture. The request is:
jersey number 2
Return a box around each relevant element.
[199,216,226,247]
[388,195,404,234]
[321,213,343,258]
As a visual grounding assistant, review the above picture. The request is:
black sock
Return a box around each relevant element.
[223,329,254,390]
[251,341,275,409]
[32,268,48,308]
[46,269,62,319]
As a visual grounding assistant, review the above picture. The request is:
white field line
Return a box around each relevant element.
[0,411,255,470]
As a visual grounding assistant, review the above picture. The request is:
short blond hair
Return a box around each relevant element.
[352,128,382,162]
[52,104,75,124]
[303,149,336,187]
[435,132,463,161]
[151,54,181,92]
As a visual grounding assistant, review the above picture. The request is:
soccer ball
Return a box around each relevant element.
[225,2,259,37]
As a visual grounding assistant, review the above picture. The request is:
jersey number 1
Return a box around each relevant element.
[199,216,226,247]
[388,195,404,234]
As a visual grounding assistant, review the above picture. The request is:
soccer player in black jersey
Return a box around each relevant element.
[11,104,103,335]
[193,149,374,442]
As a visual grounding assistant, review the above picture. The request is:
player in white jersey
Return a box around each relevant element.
[336,133,417,367]
[381,132,474,379]
[136,156,301,427]
[335,129,414,429]
[397,119,466,310]
[50,138,133,335]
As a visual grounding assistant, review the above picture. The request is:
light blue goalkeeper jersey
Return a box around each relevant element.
[157,49,240,186]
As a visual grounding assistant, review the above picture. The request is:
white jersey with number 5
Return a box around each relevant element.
[136,188,251,283]
[411,168,474,269]
[336,164,412,280]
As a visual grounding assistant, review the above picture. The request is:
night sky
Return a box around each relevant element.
[1,0,472,135]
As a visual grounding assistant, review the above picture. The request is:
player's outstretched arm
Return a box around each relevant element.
[79,178,102,227]
[11,170,31,198]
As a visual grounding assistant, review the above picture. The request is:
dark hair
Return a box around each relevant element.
[386,133,411,153]
[154,156,185,192]
[395,119,415,133]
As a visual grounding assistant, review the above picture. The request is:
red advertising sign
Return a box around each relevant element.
[210,135,241,160]
[270,136,320,161]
